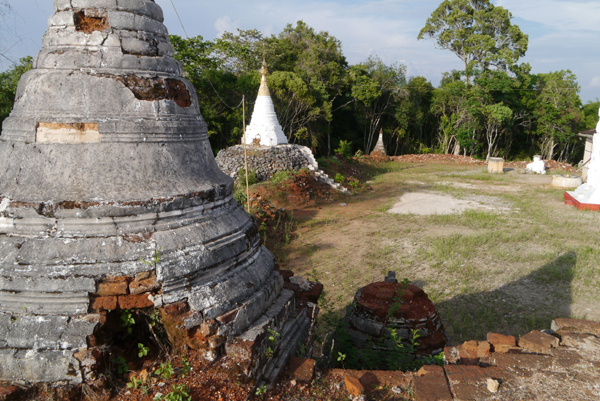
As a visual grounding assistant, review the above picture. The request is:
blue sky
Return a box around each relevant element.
[2,0,599,105]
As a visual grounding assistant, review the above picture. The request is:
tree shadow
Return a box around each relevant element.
[434,251,576,345]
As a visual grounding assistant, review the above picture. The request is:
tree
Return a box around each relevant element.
[534,70,583,162]
[418,0,528,83]
[269,21,348,151]
[0,56,33,125]
[349,56,407,154]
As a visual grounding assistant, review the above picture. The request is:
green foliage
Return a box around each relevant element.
[271,170,292,183]
[141,247,162,268]
[155,362,174,380]
[237,168,258,186]
[418,0,528,82]
[181,358,192,377]
[137,343,149,358]
[234,190,247,206]
[334,140,353,157]
[334,173,345,184]
[255,385,267,397]
[112,355,128,376]
[154,384,191,401]
[167,13,586,165]
[120,310,135,334]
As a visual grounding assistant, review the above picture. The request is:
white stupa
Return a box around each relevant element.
[565,108,600,209]
[244,60,288,146]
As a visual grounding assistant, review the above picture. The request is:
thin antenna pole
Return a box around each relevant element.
[242,95,250,213]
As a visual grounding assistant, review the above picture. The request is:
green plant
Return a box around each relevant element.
[354,149,364,158]
[148,309,161,328]
[181,357,192,377]
[137,343,149,358]
[349,179,359,189]
[337,352,346,370]
[154,384,191,401]
[237,168,258,186]
[335,140,353,158]
[265,346,273,359]
[271,170,292,183]
[296,341,308,358]
[155,361,174,380]
[121,310,135,334]
[112,355,129,376]
[234,190,247,206]
[128,376,143,389]
[141,247,162,268]
[255,385,267,398]
[386,278,411,319]
[334,173,345,184]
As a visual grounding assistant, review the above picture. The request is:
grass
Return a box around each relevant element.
[280,161,600,346]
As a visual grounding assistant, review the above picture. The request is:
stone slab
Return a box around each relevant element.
[413,365,452,401]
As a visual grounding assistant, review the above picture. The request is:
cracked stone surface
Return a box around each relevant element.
[0,0,280,383]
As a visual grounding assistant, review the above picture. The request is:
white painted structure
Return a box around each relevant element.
[567,109,600,204]
[244,61,288,146]
[526,155,546,174]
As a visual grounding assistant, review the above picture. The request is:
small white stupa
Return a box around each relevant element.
[244,60,288,146]
[526,155,546,174]
[565,109,600,209]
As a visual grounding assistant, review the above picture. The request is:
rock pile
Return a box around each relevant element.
[216,144,318,181]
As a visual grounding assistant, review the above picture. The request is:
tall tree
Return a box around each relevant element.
[418,0,528,83]
[534,70,583,162]
[349,56,407,154]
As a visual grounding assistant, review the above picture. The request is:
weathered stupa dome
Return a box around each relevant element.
[244,60,288,146]
[0,0,302,384]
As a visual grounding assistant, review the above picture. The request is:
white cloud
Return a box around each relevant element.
[591,77,600,87]
[496,0,600,32]
[214,15,242,38]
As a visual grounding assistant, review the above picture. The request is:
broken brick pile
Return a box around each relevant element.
[318,317,600,400]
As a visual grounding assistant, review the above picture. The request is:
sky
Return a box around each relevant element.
[1,0,599,105]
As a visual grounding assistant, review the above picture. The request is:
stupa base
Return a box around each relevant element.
[564,187,600,211]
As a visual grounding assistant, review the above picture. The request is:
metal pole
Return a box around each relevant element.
[242,95,250,213]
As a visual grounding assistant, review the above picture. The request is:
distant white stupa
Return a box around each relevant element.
[244,60,288,146]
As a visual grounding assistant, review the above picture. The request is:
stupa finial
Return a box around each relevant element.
[258,52,270,96]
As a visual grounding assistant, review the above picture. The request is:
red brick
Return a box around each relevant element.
[519,330,559,353]
[344,375,364,396]
[287,357,315,383]
[413,365,452,401]
[560,332,596,347]
[0,385,25,400]
[118,294,153,309]
[129,278,160,295]
[445,365,510,401]
[490,353,553,370]
[89,296,117,312]
[97,276,130,296]
[487,333,517,351]
[477,341,491,358]
[199,319,218,337]
[163,301,189,316]
[552,318,600,336]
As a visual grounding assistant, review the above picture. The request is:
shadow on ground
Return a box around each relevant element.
[435,251,576,345]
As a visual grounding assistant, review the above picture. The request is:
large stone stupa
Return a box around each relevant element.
[0,0,306,384]
[244,60,288,146]
[565,109,600,210]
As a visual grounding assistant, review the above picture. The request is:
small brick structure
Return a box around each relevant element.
[345,277,446,358]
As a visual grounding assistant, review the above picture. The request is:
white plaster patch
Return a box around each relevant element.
[36,123,102,144]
